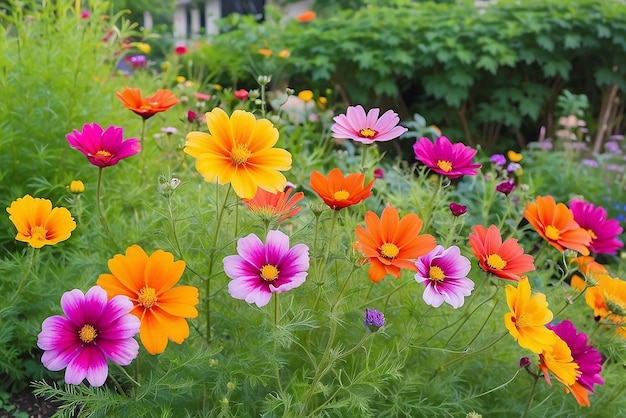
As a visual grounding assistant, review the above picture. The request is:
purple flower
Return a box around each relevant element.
[506,162,522,173]
[331,105,408,144]
[413,136,481,179]
[414,245,474,308]
[37,286,140,387]
[66,123,141,168]
[548,320,604,394]
[569,198,624,255]
[582,159,599,167]
[125,55,147,69]
[490,154,506,166]
[449,202,467,216]
[604,141,622,154]
[224,230,309,307]
[373,168,385,179]
[365,308,385,330]
[496,179,516,196]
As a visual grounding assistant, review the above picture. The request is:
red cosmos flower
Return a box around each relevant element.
[174,45,188,55]
[233,89,249,100]
[243,186,304,224]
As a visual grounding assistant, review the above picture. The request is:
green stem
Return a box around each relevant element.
[11,246,36,303]
[96,167,112,238]
[321,210,340,274]
[463,287,501,348]
[360,145,368,172]
[443,284,498,347]
[273,292,278,329]
[521,374,540,418]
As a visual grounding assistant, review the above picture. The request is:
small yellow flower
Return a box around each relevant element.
[278,49,290,58]
[258,48,272,57]
[316,96,328,110]
[134,42,151,54]
[68,180,85,194]
[298,90,314,102]
[176,75,186,84]
[213,84,223,91]
[507,150,523,162]
[161,61,171,71]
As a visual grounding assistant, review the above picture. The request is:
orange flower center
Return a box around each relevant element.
[513,312,531,329]
[333,190,350,201]
[587,229,597,240]
[138,286,157,309]
[380,242,399,259]
[545,225,561,241]
[359,128,376,138]
[94,149,113,163]
[260,264,279,282]
[30,225,48,241]
[487,254,507,270]
[78,324,98,343]
[230,143,252,165]
[429,266,445,281]
[436,160,453,172]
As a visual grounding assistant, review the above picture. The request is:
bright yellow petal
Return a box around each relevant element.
[206,108,235,149]
[184,132,213,158]
[247,118,280,151]
[45,207,76,243]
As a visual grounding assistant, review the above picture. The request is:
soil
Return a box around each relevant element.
[1,389,58,418]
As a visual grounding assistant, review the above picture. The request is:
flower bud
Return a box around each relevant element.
[68,180,85,194]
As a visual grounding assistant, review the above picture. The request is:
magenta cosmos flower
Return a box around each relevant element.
[413,136,481,178]
[331,105,408,144]
[223,230,309,307]
[37,286,140,387]
[569,198,624,255]
[66,123,141,167]
[414,245,474,308]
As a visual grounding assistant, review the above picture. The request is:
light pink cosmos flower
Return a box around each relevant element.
[66,123,141,168]
[569,198,624,255]
[413,136,481,178]
[331,105,408,144]
[224,230,309,307]
[414,245,474,308]
[37,286,140,387]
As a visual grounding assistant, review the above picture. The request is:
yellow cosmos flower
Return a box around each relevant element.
[298,90,314,102]
[184,108,292,199]
[278,49,290,58]
[134,42,151,54]
[507,150,523,162]
[539,335,580,387]
[7,195,76,248]
[504,277,557,353]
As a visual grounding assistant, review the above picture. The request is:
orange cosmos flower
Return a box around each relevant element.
[539,335,580,387]
[296,10,316,22]
[523,195,591,255]
[184,108,292,199]
[310,168,374,210]
[96,245,199,355]
[243,186,304,224]
[354,206,436,282]
[468,224,535,281]
[116,87,179,120]
[504,277,557,353]
[7,195,76,248]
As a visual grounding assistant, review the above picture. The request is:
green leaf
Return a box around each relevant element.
[536,35,555,52]
[476,56,498,74]
[564,33,581,49]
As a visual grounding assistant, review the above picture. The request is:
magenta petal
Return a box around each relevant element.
[66,346,108,386]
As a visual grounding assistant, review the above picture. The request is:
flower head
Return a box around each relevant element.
[354,206,437,282]
[524,195,592,255]
[507,150,523,162]
[490,154,506,166]
[310,168,374,210]
[449,202,467,216]
[298,90,314,102]
[469,225,535,281]
[243,186,304,224]
[7,195,76,248]
[413,136,481,178]
[496,179,516,196]
[296,10,316,22]
[331,105,408,144]
[365,308,385,330]
[538,334,580,388]
[96,245,199,355]
[66,123,141,168]
[223,230,309,307]
[68,180,85,194]
[233,89,249,100]
[504,277,557,353]
[414,245,474,308]
[174,45,188,55]
[569,198,624,255]
[37,286,140,386]
[184,108,292,199]
[116,88,179,120]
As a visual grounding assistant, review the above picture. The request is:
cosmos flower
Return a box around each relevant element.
[354,206,436,282]
[309,168,374,210]
[449,202,467,216]
[538,334,580,388]
[414,245,474,308]
[296,10,316,22]
[413,136,481,178]
[468,224,535,281]
[223,230,309,307]
[569,198,624,255]
[37,286,140,386]
[116,88,179,120]
[233,89,249,100]
[331,105,408,144]
[7,195,76,248]
[243,186,304,224]
[496,179,516,196]
[66,123,141,167]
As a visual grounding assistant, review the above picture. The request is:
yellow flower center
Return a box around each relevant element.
[260,264,279,282]
[359,128,376,138]
[380,243,399,259]
[333,190,350,201]
[138,286,157,309]
[487,254,507,270]
[545,225,561,241]
[514,312,531,329]
[78,324,98,343]
[230,143,252,165]
[429,266,445,281]
[587,229,597,240]
[30,225,48,241]
[93,149,113,164]
[436,160,453,172]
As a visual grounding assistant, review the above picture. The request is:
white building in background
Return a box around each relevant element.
[173,0,313,43]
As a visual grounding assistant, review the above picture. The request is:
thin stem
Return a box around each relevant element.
[521,374,540,418]
[321,210,340,274]
[139,118,147,185]
[96,167,112,237]
[359,145,368,172]
[114,363,141,388]
[11,246,36,303]
[273,292,278,329]
[463,287,501,348]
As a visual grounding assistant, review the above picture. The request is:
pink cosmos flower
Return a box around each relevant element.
[37,286,140,387]
[331,105,408,144]
[234,89,249,100]
[66,123,141,168]
[223,230,309,307]
[414,245,474,308]
[413,136,481,178]
[569,198,624,255]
